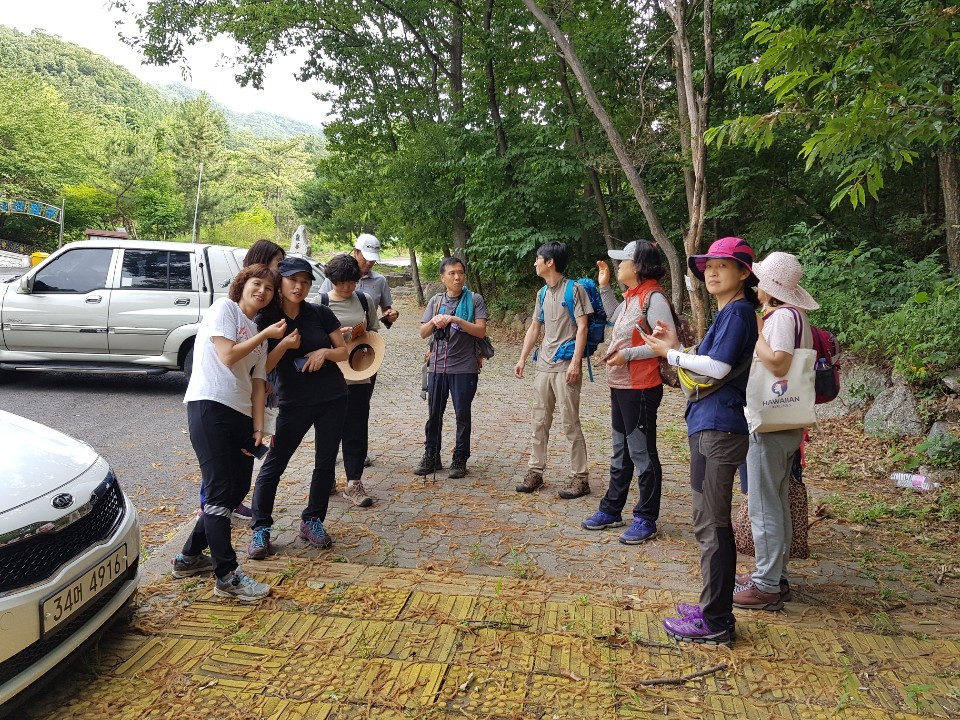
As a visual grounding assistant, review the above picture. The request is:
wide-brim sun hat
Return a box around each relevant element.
[338,331,385,382]
[608,241,638,261]
[688,236,756,283]
[752,251,820,310]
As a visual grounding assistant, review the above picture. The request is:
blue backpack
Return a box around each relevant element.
[537,278,610,381]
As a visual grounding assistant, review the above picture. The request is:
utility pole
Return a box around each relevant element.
[191,162,204,243]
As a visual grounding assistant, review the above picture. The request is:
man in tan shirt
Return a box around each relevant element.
[514,241,592,498]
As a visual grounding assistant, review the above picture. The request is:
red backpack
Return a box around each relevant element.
[811,325,840,403]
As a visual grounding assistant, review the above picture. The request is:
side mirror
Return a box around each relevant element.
[18,274,34,294]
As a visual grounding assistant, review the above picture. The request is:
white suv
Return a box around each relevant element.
[0,237,242,379]
[0,410,140,711]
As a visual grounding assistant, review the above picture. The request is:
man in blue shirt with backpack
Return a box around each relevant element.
[514,242,593,498]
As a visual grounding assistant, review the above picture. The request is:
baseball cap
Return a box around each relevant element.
[607,241,638,261]
[688,237,756,283]
[354,233,381,262]
[277,257,313,277]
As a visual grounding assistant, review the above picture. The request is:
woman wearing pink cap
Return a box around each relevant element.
[642,236,760,645]
[733,252,818,611]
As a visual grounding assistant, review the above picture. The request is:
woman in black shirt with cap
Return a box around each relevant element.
[248,257,349,557]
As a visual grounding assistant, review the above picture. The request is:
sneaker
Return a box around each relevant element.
[736,572,792,602]
[247,527,271,560]
[663,615,733,645]
[232,503,252,521]
[299,518,333,549]
[619,517,657,545]
[343,480,374,508]
[414,449,438,476]
[364,455,374,467]
[581,510,625,531]
[214,568,271,602]
[676,602,702,618]
[448,453,467,479]
[171,552,214,578]
[558,476,590,500]
[732,581,784,611]
[516,469,544,493]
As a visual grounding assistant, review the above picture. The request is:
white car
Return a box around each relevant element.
[0,410,140,711]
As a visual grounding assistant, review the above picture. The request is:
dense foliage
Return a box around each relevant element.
[2,3,959,389]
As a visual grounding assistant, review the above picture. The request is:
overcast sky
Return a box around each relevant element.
[5,0,331,126]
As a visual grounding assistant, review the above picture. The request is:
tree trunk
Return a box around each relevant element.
[664,0,714,337]
[484,0,509,159]
[451,5,469,261]
[522,0,684,310]
[939,146,960,273]
[409,244,425,305]
[557,54,615,255]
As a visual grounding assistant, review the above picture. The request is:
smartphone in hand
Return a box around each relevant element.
[242,437,269,459]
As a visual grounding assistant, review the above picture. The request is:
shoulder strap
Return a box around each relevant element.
[320,292,329,306]
[781,306,804,349]
[355,290,369,313]
[537,285,548,323]
[563,280,576,323]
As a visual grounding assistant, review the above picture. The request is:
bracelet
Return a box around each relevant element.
[253,429,263,433]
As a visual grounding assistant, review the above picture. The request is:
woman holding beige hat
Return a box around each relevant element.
[732,251,819,611]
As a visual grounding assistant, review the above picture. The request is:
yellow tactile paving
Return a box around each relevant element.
[23,563,960,719]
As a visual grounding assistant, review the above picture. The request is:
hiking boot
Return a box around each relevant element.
[581,510,625,530]
[620,517,657,545]
[448,453,467,479]
[232,503,252,522]
[516,469,544,493]
[247,527,271,560]
[736,573,792,601]
[329,480,339,496]
[299,518,333,549]
[663,615,733,646]
[171,552,214,578]
[732,581,784,611]
[214,568,270,602]
[343,480,374,507]
[558,476,590,500]
[414,449,440,476]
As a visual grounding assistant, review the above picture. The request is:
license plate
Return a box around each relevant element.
[41,545,128,636]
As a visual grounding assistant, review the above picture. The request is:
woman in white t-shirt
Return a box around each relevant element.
[732,252,818,612]
[172,264,287,602]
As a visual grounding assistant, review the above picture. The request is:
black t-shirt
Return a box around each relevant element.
[257,303,348,407]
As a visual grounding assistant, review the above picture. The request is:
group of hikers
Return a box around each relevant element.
[170,232,821,647]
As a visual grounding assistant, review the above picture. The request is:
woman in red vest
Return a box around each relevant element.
[581,240,677,544]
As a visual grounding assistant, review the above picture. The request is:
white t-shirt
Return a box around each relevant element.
[183,297,268,416]
[761,305,813,354]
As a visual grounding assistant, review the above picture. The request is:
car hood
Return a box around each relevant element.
[0,410,100,511]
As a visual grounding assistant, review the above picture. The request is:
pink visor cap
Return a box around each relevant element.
[688,236,756,283]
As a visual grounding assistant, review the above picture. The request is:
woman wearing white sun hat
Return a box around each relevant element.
[732,251,819,612]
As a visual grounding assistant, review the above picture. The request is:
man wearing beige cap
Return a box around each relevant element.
[319,234,399,327]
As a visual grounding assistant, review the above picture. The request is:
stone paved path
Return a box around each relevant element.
[22,290,960,719]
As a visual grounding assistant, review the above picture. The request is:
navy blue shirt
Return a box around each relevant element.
[257,303,348,407]
[685,298,758,436]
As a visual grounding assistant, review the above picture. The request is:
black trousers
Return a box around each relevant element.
[343,383,374,481]
[689,430,750,633]
[424,372,478,459]
[182,400,255,579]
[599,386,663,521]
[251,396,346,529]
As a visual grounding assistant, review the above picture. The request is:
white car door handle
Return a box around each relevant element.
[174,298,191,306]
[86,296,102,304]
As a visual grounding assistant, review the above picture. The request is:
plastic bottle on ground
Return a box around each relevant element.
[889,472,940,491]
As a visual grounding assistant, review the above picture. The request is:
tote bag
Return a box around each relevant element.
[745,308,817,433]
[734,479,811,559]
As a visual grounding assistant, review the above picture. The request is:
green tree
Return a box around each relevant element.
[707,0,960,271]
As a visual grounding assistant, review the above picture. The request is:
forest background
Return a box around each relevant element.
[1,0,959,409]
